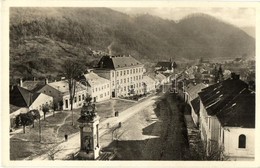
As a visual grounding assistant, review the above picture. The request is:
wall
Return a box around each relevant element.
[90,81,111,102]
[38,85,62,104]
[199,100,208,142]
[29,93,53,111]
[62,90,87,110]
[222,127,255,160]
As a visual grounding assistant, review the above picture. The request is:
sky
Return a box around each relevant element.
[112,7,255,28]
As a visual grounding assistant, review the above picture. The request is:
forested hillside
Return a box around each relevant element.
[10,7,255,80]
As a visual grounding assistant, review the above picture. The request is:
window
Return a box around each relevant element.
[96,88,97,92]
[107,84,109,88]
[112,81,114,86]
[82,94,85,100]
[127,78,129,82]
[133,69,135,73]
[124,86,126,91]
[108,91,109,95]
[124,70,126,75]
[120,71,122,76]
[117,72,119,77]
[127,70,129,74]
[124,79,126,83]
[105,92,106,96]
[112,72,114,77]
[238,134,246,148]
[130,69,132,74]
[74,97,77,103]
[120,79,122,84]
[79,95,81,101]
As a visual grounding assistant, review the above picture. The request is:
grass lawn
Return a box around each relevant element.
[10,111,70,160]
[10,99,135,160]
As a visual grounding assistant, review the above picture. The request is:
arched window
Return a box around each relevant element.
[238,134,246,148]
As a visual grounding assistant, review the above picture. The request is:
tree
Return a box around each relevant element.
[28,109,40,128]
[42,105,50,120]
[61,59,85,125]
[16,113,34,134]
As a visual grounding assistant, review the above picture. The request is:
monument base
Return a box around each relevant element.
[76,146,101,160]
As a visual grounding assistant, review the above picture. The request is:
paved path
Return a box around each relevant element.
[28,95,159,160]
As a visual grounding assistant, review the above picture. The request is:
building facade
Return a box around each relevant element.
[94,55,145,97]
[198,74,255,160]
[38,80,87,110]
[79,71,111,102]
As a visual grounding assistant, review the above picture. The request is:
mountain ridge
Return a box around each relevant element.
[9,7,255,80]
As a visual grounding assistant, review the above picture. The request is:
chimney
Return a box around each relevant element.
[20,78,23,87]
[45,78,49,85]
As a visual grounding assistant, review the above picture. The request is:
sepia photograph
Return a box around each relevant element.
[1,0,259,167]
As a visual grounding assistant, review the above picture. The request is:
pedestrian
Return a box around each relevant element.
[64,134,68,141]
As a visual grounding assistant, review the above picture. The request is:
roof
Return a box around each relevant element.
[10,86,32,107]
[48,80,86,93]
[198,77,255,128]
[22,80,45,92]
[96,55,142,70]
[186,83,207,100]
[10,104,22,114]
[155,62,172,70]
[82,72,110,87]
[216,89,255,128]
[155,73,167,81]
[191,97,200,115]
[143,76,155,85]
[10,86,43,108]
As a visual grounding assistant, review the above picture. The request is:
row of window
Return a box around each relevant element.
[113,75,143,86]
[112,67,143,77]
[93,84,110,93]
[99,91,110,99]
[118,84,144,92]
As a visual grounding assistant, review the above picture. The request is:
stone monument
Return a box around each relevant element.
[77,97,100,160]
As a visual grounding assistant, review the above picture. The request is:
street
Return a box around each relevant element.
[100,92,189,160]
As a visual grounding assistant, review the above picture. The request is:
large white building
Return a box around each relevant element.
[94,55,145,97]
[79,71,111,102]
[198,73,255,160]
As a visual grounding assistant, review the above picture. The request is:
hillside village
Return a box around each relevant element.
[8,7,255,162]
[10,52,255,161]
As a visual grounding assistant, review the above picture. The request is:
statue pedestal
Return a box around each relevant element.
[78,115,100,160]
